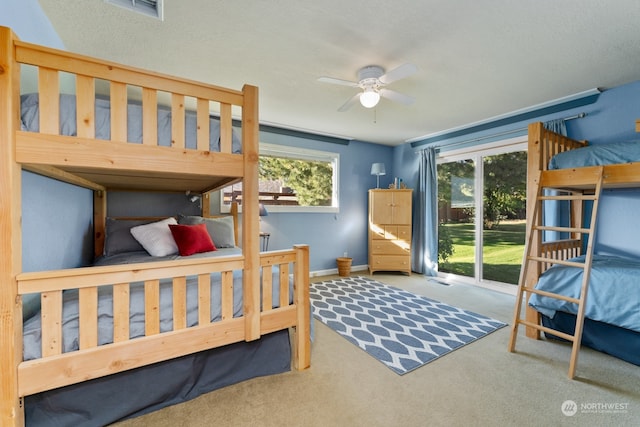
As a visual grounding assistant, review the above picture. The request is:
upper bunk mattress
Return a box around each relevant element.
[549,139,640,170]
[20,93,241,153]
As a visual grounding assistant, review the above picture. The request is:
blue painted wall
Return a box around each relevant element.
[565,82,640,258]
[21,172,94,271]
[565,81,640,145]
[0,0,64,48]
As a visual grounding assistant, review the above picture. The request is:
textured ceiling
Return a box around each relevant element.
[38,0,640,145]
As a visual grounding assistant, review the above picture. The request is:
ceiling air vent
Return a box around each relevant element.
[105,0,164,20]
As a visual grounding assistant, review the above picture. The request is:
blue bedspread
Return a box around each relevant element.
[548,139,640,170]
[529,254,640,333]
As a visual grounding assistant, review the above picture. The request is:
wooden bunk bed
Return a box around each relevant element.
[508,121,640,378]
[0,26,310,426]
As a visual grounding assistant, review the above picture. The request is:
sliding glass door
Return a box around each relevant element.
[437,139,527,290]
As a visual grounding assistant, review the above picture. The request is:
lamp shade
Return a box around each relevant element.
[370,163,386,176]
[360,89,380,108]
[259,203,268,217]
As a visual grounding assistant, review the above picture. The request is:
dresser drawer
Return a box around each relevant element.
[370,225,386,239]
[370,239,410,255]
[370,255,411,271]
[371,225,411,241]
[395,225,411,241]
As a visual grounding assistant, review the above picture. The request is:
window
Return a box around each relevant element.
[221,143,340,213]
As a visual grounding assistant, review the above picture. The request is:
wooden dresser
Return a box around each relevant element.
[368,189,412,275]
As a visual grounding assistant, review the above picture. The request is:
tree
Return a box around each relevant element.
[436,153,526,228]
[438,223,454,263]
[436,151,526,264]
[483,152,526,228]
[437,160,475,224]
[260,156,333,206]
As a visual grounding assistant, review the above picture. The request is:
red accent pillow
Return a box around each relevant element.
[169,223,217,256]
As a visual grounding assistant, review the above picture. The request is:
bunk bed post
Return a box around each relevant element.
[524,122,543,339]
[241,84,261,341]
[202,191,211,217]
[230,201,240,246]
[293,244,311,370]
[0,26,25,427]
[570,191,584,248]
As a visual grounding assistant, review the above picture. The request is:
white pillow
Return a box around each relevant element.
[130,217,179,257]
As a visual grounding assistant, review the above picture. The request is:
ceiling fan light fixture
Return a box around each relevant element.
[319,63,416,112]
[360,88,380,108]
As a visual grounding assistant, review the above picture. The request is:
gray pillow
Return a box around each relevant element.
[178,215,236,248]
[104,218,152,256]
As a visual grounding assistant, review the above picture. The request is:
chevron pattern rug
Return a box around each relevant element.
[310,276,507,375]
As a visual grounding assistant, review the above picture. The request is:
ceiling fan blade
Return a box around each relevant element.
[378,63,418,85]
[338,93,361,112]
[318,76,360,87]
[379,88,415,105]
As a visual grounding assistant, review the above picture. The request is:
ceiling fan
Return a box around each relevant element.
[318,63,417,112]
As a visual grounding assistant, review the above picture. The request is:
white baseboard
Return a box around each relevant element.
[310,264,368,278]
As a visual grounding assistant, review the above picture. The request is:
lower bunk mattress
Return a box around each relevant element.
[529,253,640,366]
[25,329,291,427]
[529,254,640,332]
[541,312,640,366]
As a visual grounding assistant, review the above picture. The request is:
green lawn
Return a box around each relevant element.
[439,220,525,284]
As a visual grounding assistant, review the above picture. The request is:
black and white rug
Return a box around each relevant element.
[310,276,507,375]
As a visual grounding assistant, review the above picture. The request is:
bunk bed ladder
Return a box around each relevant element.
[508,166,604,379]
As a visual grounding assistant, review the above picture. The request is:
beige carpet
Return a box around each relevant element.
[113,273,640,427]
